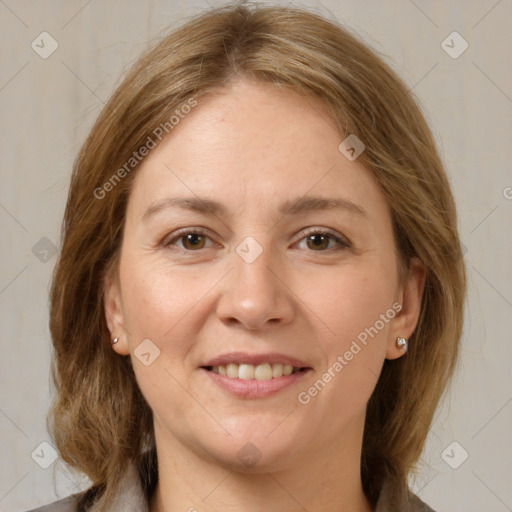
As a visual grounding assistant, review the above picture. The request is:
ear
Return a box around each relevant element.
[386,256,426,360]
[104,268,130,356]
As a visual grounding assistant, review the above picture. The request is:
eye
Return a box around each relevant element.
[162,229,213,251]
[161,227,351,253]
[296,228,351,252]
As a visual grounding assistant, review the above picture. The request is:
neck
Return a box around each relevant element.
[149,413,373,512]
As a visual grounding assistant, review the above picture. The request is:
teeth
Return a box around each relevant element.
[226,363,238,378]
[210,363,300,380]
[255,363,272,380]
[239,364,255,380]
[272,363,283,378]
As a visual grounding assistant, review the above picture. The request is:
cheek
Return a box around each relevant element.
[300,261,396,347]
[120,256,203,343]
[118,260,204,419]
[294,267,394,426]
[295,262,396,415]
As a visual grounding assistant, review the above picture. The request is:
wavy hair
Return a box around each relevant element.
[48,2,466,509]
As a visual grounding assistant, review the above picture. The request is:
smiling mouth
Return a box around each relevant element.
[202,363,308,380]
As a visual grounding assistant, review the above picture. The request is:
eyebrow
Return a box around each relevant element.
[142,195,368,223]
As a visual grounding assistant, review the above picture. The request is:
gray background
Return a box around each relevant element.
[1,1,511,511]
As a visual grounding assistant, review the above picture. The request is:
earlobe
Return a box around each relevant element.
[103,271,130,355]
[386,256,426,360]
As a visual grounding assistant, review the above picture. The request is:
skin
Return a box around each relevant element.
[104,78,425,512]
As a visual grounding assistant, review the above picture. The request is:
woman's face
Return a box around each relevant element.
[105,79,424,472]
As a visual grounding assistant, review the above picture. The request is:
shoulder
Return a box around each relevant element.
[20,492,82,512]
[409,491,437,512]
[20,455,154,512]
[375,478,437,512]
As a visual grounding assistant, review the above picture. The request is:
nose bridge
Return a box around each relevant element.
[235,234,275,289]
[216,234,294,329]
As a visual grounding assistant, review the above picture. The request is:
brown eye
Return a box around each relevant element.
[297,229,350,252]
[180,233,206,250]
[305,233,331,251]
[162,230,213,251]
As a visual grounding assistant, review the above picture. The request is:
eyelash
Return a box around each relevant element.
[161,227,351,253]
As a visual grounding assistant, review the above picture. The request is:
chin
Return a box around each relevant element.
[205,442,297,474]
[194,421,307,473]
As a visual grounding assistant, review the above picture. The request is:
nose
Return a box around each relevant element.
[216,238,295,331]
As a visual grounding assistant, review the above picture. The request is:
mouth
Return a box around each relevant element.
[202,362,308,380]
[199,352,312,398]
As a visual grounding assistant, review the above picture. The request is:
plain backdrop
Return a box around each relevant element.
[1,1,511,511]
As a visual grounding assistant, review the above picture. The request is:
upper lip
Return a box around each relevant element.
[201,351,312,369]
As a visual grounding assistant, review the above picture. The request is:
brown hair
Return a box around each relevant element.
[48,2,466,508]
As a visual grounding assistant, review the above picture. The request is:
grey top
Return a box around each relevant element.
[23,463,435,512]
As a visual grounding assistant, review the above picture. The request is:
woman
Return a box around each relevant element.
[26,2,466,511]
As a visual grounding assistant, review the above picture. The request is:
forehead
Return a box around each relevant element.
[126,79,389,225]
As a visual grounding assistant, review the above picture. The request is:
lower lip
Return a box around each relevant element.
[200,368,311,398]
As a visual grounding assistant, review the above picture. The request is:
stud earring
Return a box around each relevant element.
[112,337,119,345]
[396,337,408,351]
